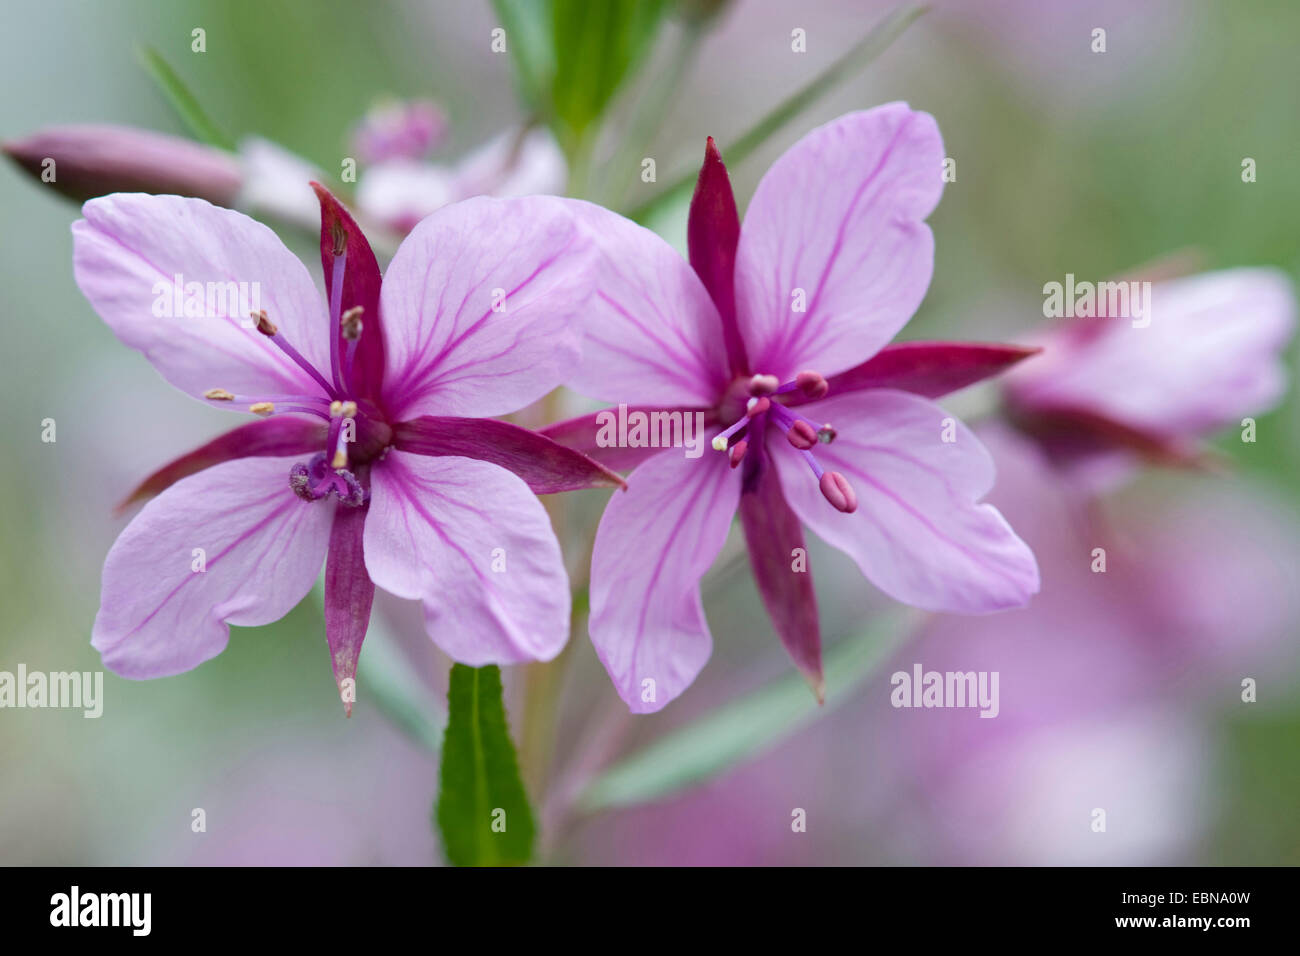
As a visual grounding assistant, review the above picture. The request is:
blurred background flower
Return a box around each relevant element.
[2,0,1297,865]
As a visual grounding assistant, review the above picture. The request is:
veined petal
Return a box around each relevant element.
[379,196,594,419]
[734,105,944,379]
[589,449,741,713]
[773,390,1038,613]
[325,497,375,716]
[73,194,332,402]
[737,443,823,698]
[118,416,329,511]
[783,341,1041,406]
[540,406,720,473]
[363,451,570,664]
[391,415,625,493]
[567,201,730,407]
[93,457,335,678]
[312,183,385,400]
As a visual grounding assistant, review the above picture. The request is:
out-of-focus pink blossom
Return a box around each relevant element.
[1002,268,1295,488]
[351,99,447,165]
[357,126,566,236]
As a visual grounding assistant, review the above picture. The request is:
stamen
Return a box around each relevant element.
[251,310,337,398]
[748,374,779,396]
[786,420,818,450]
[341,306,364,388]
[341,306,364,340]
[818,471,858,513]
[770,401,832,450]
[328,253,348,391]
[774,370,829,401]
[794,445,857,513]
[327,407,353,469]
[204,390,332,420]
[710,416,749,452]
[746,396,770,417]
[728,439,748,469]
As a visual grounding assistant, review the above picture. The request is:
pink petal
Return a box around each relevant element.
[391,415,626,493]
[1005,268,1296,439]
[93,457,335,678]
[783,341,1041,406]
[736,445,823,699]
[324,500,374,716]
[356,160,456,235]
[688,137,748,377]
[589,449,741,713]
[118,416,328,512]
[363,451,570,664]
[73,194,331,403]
[540,405,720,473]
[450,126,567,199]
[378,195,594,419]
[773,390,1038,613]
[567,201,730,407]
[312,183,386,401]
[734,104,944,379]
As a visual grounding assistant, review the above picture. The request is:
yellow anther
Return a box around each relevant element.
[329,400,343,416]
[331,448,347,469]
[204,389,235,401]
[340,401,358,418]
[249,402,275,417]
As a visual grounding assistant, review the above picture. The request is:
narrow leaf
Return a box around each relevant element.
[136,46,235,151]
[578,610,920,811]
[549,0,667,146]
[436,664,536,866]
[490,0,556,114]
[626,3,926,221]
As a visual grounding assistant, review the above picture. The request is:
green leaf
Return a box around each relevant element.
[549,0,668,148]
[136,46,235,151]
[436,664,536,866]
[489,0,556,114]
[577,610,920,811]
[625,3,927,221]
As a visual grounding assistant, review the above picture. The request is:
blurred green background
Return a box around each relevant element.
[1,0,1297,864]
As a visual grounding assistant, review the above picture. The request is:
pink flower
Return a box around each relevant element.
[357,127,566,237]
[350,99,448,165]
[1002,268,1296,486]
[73,185,620,709]
[548,104,1040,713]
